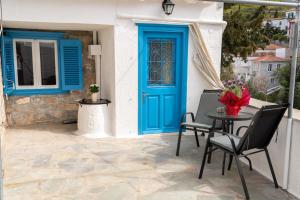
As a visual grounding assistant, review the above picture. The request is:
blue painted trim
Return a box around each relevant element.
[60,39,83,91]
[138,24,189,135]
[1,29,83,96]
[5,29,64,39]
[12,89,68,96]
[141,128,180,135]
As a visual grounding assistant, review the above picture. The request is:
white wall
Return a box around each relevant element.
[113,19,224,137]
[2,0,225,137]
[3,0,224,30]
[114,19,139,137]
[236,103,300,199]
[186,23,223,114]
[2,0,116,29]
[99,27,116,136]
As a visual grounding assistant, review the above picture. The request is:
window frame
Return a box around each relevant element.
[13,39,59,90]
[277,64,281,69]
[268,64,273,72]
[271,77,275,84]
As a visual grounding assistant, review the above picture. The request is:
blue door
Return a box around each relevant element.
[138,24,188,134]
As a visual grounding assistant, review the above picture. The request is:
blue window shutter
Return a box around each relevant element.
[1,37,15,95]
[59,39,83,91]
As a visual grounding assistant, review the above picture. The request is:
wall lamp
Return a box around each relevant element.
[162,0,175,15]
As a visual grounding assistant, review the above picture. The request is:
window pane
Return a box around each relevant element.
[40,42,56,85]
[16,41,34,86]
[147,39,176,86]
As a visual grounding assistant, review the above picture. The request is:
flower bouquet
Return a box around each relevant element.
[219,80,251,116]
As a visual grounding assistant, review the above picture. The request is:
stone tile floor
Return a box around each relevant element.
[3,124,298,200]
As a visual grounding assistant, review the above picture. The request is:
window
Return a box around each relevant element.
[268,64,272,72]
[2,30,83,96]
[13,39,58,89]
[271,78,275,84]
[148,39,175,85]
[277,64,281,69]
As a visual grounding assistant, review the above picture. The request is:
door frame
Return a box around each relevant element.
[138,24,189,135]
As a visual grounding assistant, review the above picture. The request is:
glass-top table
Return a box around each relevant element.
[206,111,253,122]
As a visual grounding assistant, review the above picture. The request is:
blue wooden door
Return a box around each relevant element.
[139,25,188,134]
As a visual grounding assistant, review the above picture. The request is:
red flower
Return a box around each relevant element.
[237,87,250,107]
[219,91,240,106]
[219,86,251,116]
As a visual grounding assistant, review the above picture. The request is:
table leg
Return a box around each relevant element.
[222,152,226,175]
[222,120,229,172]
[228,121,234,171]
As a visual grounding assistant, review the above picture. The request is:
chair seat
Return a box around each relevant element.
[181,122,212,129]
[210,134,241,151]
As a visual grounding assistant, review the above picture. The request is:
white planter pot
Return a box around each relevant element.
[76,103,110,138]
[91,93,98,102]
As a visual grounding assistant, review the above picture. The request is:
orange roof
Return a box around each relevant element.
[264,44,285,50]
[254,55,289,62]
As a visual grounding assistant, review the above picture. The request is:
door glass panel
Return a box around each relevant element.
[15,41,34,86]
[148,39,175,86]
[39,42,57,85]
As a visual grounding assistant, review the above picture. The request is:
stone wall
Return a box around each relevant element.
[5,31,95,126]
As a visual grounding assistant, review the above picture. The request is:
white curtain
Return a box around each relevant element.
[189,23,224,89]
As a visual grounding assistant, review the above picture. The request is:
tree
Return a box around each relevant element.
[263,23,289,43]
[221,5,289,70]
[222,5,270,69]
[275,64,300,108]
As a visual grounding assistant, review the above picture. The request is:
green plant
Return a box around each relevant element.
[221,4,289,69]
[90,84,99,93]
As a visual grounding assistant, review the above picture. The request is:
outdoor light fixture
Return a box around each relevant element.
[162,0,175,15]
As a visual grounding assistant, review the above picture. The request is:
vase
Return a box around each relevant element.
[225,105,241,116]
[91,93,98,102]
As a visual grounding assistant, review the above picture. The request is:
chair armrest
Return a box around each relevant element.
[236,126,249,136]
[181,112,195,123]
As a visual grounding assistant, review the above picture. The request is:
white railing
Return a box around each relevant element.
[236,99,300,198]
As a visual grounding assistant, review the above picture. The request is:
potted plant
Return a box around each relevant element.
[219,80,250,116]
[90,84,99,102]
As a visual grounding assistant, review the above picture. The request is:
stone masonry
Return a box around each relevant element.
[5,31,95,126]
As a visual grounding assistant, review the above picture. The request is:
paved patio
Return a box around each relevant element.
[3,124,297,200]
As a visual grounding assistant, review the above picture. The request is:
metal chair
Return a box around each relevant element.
[198,104,288,200]
[176,90,223,156]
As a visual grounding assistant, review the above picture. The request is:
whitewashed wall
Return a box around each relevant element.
[2,0,225,137]
[99,27,116,135]
[112,19,224,137]
[2,0,223,29]
[236,103,300,199]
[114,19,139,137]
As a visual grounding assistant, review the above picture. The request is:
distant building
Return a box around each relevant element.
[263,9,296,37]
[232,57,255,82]
[264,18,289,33]
[286,9,296,20]
[233,43,290,95]
[254,44,289,57]
[252,55,289,94]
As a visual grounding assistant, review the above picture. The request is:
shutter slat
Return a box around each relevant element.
[60,40,83,90]
[2,37,15,95]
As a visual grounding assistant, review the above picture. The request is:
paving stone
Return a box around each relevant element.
[3,124,299,200]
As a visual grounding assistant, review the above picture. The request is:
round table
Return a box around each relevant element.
[207,111,253,135]
[206,111,253,172]
[76,99,111,138]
